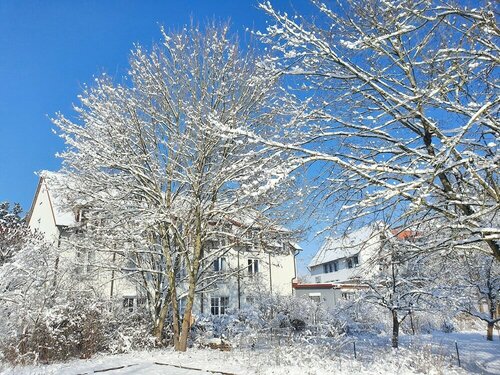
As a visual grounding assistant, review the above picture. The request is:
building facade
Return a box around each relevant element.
[308,223,384,284]
[27,171,300,315]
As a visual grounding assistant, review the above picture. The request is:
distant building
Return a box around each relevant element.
[308,223,385,284]
[293,281,367,309]
[296,223,421,307]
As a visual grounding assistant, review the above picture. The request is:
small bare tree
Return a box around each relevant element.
[446,252,500,341]
[361,229,435,348]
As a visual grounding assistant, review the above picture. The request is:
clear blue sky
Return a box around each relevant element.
[0,0,321,273]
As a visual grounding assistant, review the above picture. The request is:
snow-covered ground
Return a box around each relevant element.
[1,331,498,375]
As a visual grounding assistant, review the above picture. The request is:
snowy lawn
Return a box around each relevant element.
[1,331,498,375]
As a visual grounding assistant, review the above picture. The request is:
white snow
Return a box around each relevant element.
[2,331,497,375]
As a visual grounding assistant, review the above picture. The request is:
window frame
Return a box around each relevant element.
[213,257,226,272]
[210,296,229,315]
[247,258,259,274]
[123,297,134,312]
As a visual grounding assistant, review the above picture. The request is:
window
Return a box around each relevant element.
[208,237,226,250]
[75,249,94,275]
[248,259,259,274]
[75,207,88,223]
[353,255,359,267]
[347,256,359,269]
[347,258,353,269]
[213,257,226,272]
[324,261,339,273]
[315,276,321,283]
[123,297,134,312]
[210,296,229,315]
[342,292,353,300]
[309,295,321,303]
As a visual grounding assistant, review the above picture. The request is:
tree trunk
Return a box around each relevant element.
[152,301,169,345]
[177,205,204,352]
[170,289,180,350]
[392,310,399,348]
[487,321,494,341]
[409,311,415,335]
[178,304,193,352]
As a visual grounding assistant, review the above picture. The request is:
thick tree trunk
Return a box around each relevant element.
[487,322,494,341]
[178,303,193,352]
[392,310,399,348]
[177,206,203,352]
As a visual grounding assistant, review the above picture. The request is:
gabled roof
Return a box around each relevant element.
[27,171,77,228]
[308,223,384,268]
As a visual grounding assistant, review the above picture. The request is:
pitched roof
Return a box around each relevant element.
[29,171,77,227]
[308,223,384,268]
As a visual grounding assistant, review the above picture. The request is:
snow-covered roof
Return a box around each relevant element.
[39,171,77,227]
[289,242,303,251]
[308,223,383,268]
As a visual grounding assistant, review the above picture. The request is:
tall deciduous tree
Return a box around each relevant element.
[53,23,293,351]
[254,0,499,260]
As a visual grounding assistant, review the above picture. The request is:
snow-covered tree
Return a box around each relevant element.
[0,233,59,359]
[253,0,499,260]
[0,202,27,265]
[0,230,116,363]
[361,229,436,348]
[444,252,500,341]
[53,23,294,351]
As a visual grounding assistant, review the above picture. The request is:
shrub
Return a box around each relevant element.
[0,297,107,364]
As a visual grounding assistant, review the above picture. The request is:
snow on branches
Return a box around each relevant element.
[52,23,295,351]
[256,0,499,260]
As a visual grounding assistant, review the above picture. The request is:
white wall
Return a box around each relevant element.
[310,232,381,283]
[193,245,297,315]
[28,179,60,243]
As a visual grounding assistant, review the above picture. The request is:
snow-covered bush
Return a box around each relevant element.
[326,298,386,336]
[0,296,107,364]
[191,294,349,349]
[103,302,158,353]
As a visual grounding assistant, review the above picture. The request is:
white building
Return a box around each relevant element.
[296,223,419,307]
[308,223,384,284]
[27,171,300,315]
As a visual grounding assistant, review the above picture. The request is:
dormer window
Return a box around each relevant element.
[323,260,339,273]
[347,255,359,269]
[353,255,359,267]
